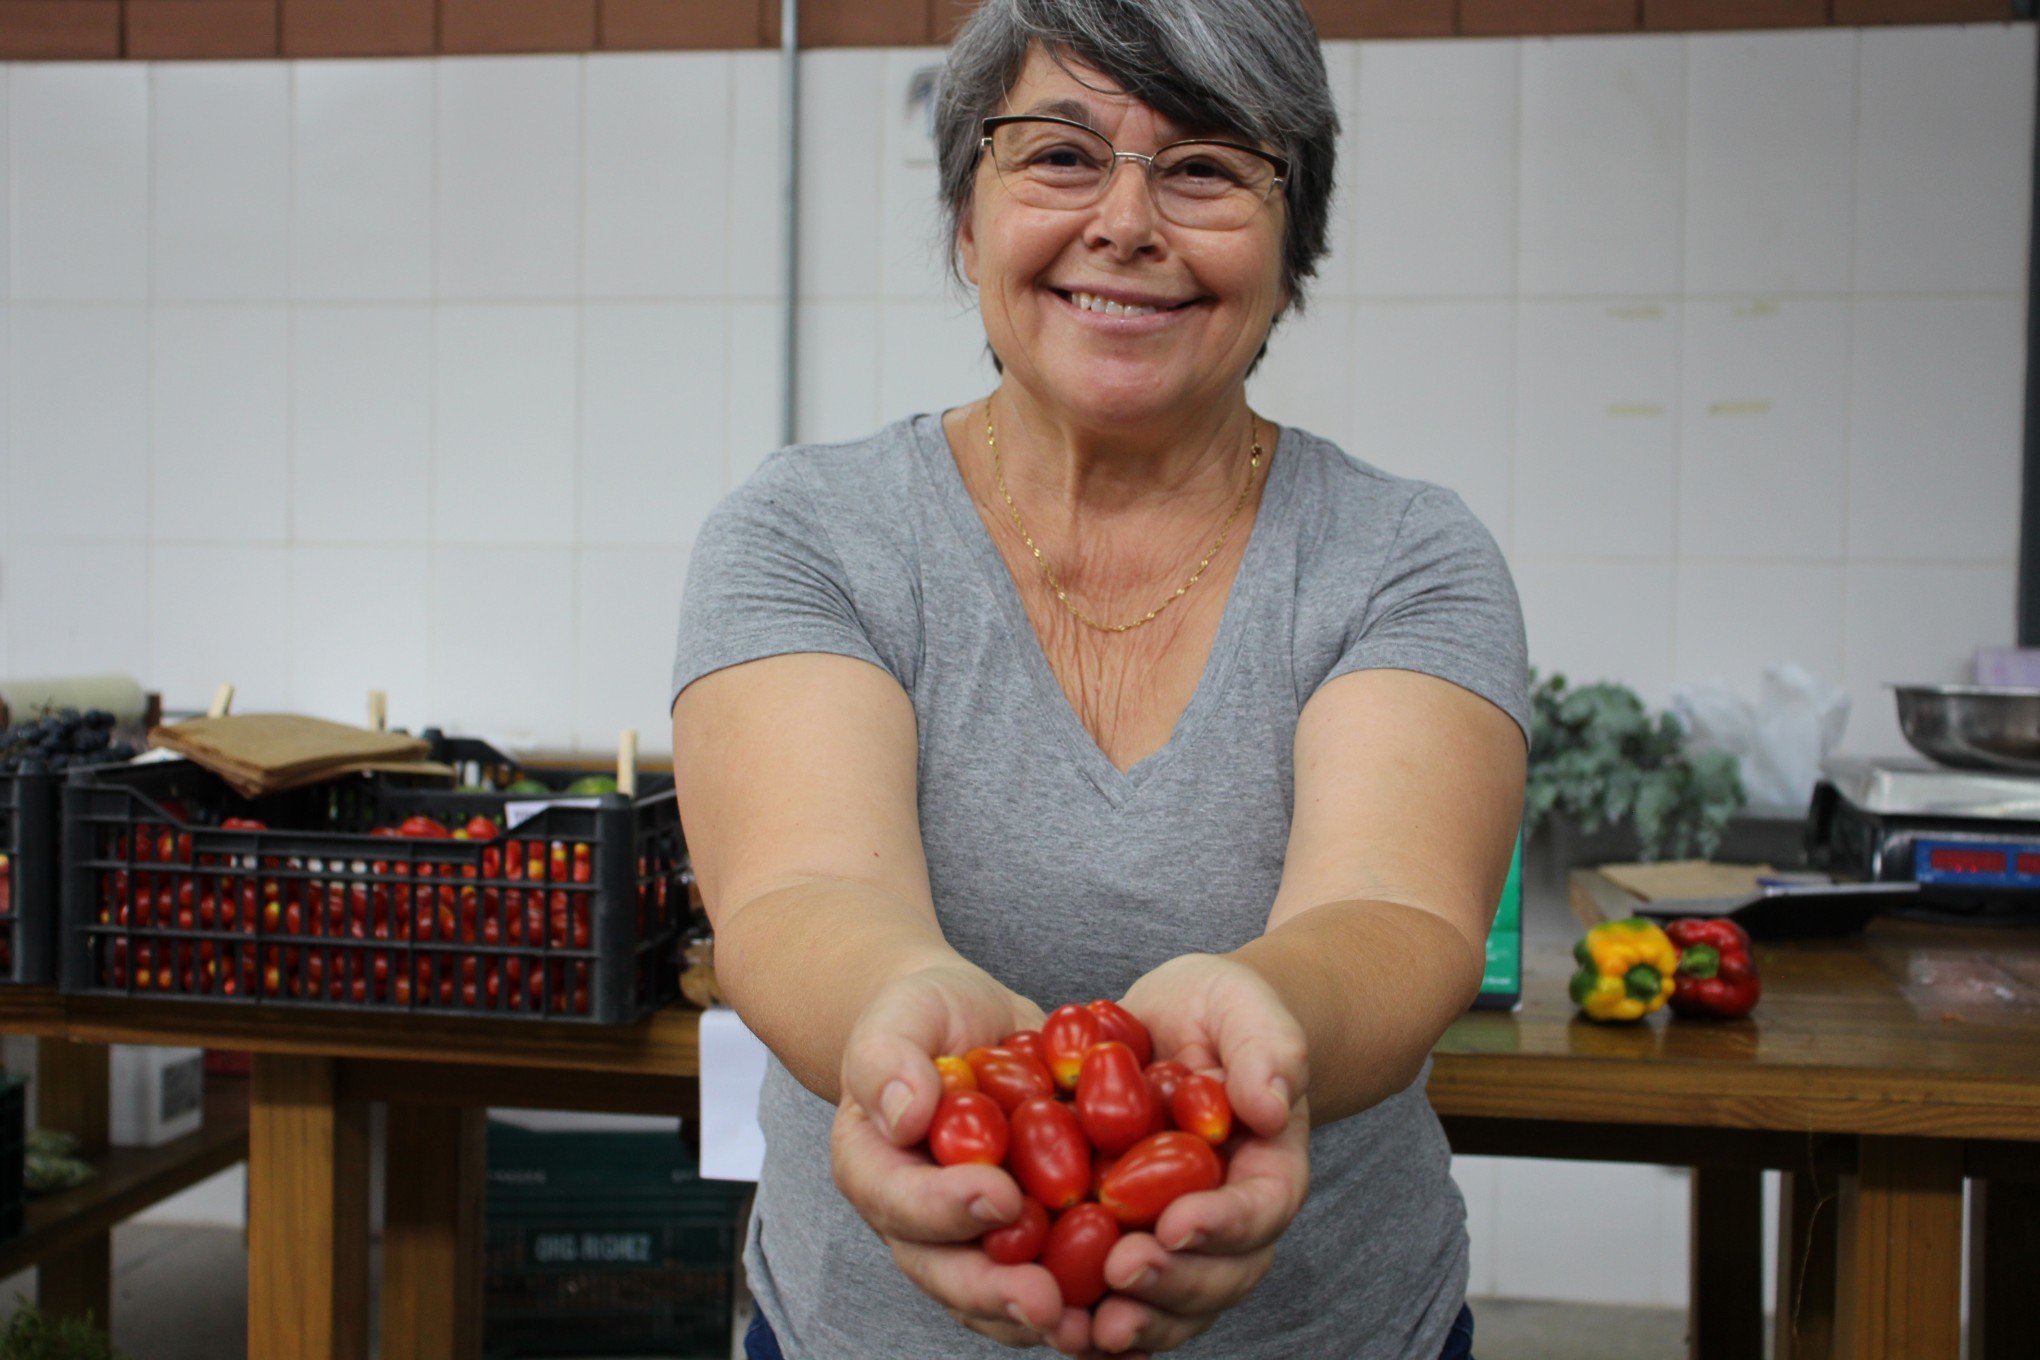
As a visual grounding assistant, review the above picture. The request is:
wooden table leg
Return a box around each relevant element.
[380,1102,485,1360]
[1834,1137,1961,1360]
[1774,1166,1837,1360]
[1970,1177,2040,1360]
[34,1039,111,1326]
[1688,1166,1764,1360]
[249,1053,369,1360]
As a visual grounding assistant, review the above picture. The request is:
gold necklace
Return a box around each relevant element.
[984,398,1264,635]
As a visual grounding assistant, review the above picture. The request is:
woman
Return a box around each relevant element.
[671,1,1527,1356]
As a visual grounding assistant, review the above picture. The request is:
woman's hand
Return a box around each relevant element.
[1089,954,1313,1354]
[832,962,1101,1352]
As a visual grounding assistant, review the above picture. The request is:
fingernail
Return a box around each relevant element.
[879,1080,912,1137]
[969,1196,1007,1225]
[1115,1266,1157,1291]
[1005,1302,1033,1329]
[1166,1230,1205,1252]
[1271,1076,1293,1109]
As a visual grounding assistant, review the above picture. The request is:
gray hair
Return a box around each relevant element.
[934,0,1339,314]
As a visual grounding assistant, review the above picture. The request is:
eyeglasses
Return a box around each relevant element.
[978,115,1288,231]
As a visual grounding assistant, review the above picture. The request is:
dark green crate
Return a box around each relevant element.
[484,1122,749,1360]
[0,1073,24,1242]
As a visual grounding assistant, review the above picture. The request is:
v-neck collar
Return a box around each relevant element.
[911,411,1298,807]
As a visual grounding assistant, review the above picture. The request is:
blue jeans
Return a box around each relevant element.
[744,1301,1476,1359]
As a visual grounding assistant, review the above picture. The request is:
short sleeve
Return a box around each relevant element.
[1324,486,1531,745]
[671,452,889,706]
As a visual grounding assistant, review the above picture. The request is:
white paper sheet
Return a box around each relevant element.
[698,1006,769,1182]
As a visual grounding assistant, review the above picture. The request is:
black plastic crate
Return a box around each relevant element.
[59,750,688,1024]
[485,1121,750,1359]
[0,1072,22,1242]
[0,769,62,985]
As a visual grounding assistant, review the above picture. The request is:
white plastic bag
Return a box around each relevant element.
[1672,663,1850,813]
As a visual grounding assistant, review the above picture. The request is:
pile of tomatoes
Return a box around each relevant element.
[922,999,1234,1310]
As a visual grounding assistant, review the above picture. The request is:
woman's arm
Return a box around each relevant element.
[673,650,961,1103]
[675,652,1085,1350]
[1231,666,1526,1125]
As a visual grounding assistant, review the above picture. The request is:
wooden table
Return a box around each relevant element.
[1432,917,2040,1360]
[7,915,2038,1360]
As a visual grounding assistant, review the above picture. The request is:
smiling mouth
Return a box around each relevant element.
[1054,288,1198,318]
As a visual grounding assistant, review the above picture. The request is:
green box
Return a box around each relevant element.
[1473,832,1523,1011]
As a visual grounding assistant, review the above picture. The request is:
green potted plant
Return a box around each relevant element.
[1526,671,1747,865]
[0,1303,128,1360]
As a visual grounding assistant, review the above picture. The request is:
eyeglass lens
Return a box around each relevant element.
[986,120,1278,230]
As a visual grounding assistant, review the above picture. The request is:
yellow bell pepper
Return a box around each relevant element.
[1569,917,1679,1022]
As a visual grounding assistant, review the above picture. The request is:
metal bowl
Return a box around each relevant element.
[1891,683,2040,773]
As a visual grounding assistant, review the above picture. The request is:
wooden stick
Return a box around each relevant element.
[367,691,387,733]
[616,730,638,799]
[208,683,236,719]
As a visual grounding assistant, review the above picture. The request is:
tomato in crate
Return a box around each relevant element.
[59,744,689,1024]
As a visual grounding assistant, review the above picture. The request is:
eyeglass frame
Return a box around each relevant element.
[976,114,1290,223]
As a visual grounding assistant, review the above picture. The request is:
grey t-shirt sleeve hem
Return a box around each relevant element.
[1320,643,1532,748]
[670,625,889,708]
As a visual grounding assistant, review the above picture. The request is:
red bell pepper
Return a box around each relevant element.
[1665,917,1761,1019]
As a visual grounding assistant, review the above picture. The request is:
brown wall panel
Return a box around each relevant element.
[1306,0,1456,38]
[126,0,279,59]
[441,0,598,53]
[1460,0,1640,34]
[929,0,975,42]
[283,0,436,56]
[765,0,928,47]
[599,0,762,49]
[1833,0,2010,19]
[0,1,122,58]
[1645,0,1828,26]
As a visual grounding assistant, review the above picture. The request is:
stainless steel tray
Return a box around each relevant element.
[1891,683,2040,775]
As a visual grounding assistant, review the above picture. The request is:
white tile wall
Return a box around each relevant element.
[152,64,290,302]
[1350,40,1517,300]
[8,305,150,541]
[580,302,728,545]
[11,64,148,301]
[1513,300,1680,560]
[1855,26,2035,295]
[0,23,2029,1294]
[151,306,291,541]
[1683,31,1855,297]
[435,58,581,300]
[1519,36,1686,298]
[584,53,730,300]
[432,303,579,544]
[290,306,434,542]
[292,61,435,301]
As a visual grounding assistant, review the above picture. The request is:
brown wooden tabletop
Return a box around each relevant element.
[10,915,2038,1360]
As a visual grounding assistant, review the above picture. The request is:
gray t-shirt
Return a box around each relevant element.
[672,413,1529,1360]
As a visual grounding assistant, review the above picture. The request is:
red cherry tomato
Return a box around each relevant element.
[928,1091,1009,1167]
[1041,1004,1102,1091]
[1086,998,1153,1066]
[1005,1097,1090,1211]
[1099,1131,1225,1229]
[1170,1073,1234,1145]
[1143,1059,1192,1106]
[397,815,450,839]
[1041,1203,1119,1308]
[1074,1040,1158,1157]
[963,1046,1055,1114]
[981,1197,1051,1266]
[1000,1030,1047,1069]
[934,1055,977,1096]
